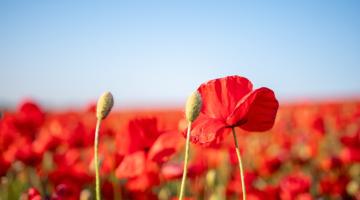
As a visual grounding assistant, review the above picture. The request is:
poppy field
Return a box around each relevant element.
[1,76,360,200]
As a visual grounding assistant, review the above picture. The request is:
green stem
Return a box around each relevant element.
[94,120,101,200]
[232,127,246,200]
[179,122,192,200]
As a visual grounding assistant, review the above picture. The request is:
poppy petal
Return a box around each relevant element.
[227,87,279,131]
[198,75,253,120]
[148,131,183,164]
[116,118,160,155]
[115,151,146,179]
[125,171,160,192]
[189,114,226,145]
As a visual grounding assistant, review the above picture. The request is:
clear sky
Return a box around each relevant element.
[1,1,359,108]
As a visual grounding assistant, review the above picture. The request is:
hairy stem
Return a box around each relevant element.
[179,122,192,200]
[232,127,246,200]
[94,120,101,200]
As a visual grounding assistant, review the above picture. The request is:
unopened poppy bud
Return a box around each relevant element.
[96,92,114,120]
[185,91,202,122]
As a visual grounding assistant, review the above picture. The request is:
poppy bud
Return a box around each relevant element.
[185,91,202,122]
[96,92,114,120]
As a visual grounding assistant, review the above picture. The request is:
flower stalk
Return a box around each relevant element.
[232,127,246,200]
[94,119,101,200]
[179,122,192,200]
[179,91,202,200]
[94,92,114,200]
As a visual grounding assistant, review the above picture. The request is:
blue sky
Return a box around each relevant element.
[1,1,359,108]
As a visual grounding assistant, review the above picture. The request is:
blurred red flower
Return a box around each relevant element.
[319,175,349,196]
[227,170,258,196]
[280,173,311,200]
[16,100,45,139]
[189,75,279,146]
[340,128,360,163]
[115,117,182,192]
[48,155,93,193]
[51,183,79,200]
[27,187,41,200]
[14,140,42,166]
[0,154,10,177]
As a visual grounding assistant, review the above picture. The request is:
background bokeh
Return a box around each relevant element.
[1,1,359,108]
[1,2,360,199]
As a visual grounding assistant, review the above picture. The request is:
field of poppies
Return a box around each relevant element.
[1,76,360,200]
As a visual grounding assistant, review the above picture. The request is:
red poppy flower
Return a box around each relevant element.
[48,164,93,190]
[340,147,360,163]
[0,115,19,151]
[319,175,349,196]
[15,100,45,139]
[280,173,311,200]
[0,154,10,177]
[116,151,147,179]
[14,140,42,166]
[51,183,79,200]
[258,155,283,176]
[115,117,182,191]
[17,100,44,128]
[339,129,360,163]
[189,75,279,145]
[161,160,207,181]
[161,163,183,180]
[116,118,161,155]
[126,171,160,192]
[246,188,280,200]
[148,131,184,163]
[340,129,360,148]
[227,171,258,195]
[27,187,41,200]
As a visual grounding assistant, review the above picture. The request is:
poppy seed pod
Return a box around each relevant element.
[96,92,114,120]
[185,91,202,122]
